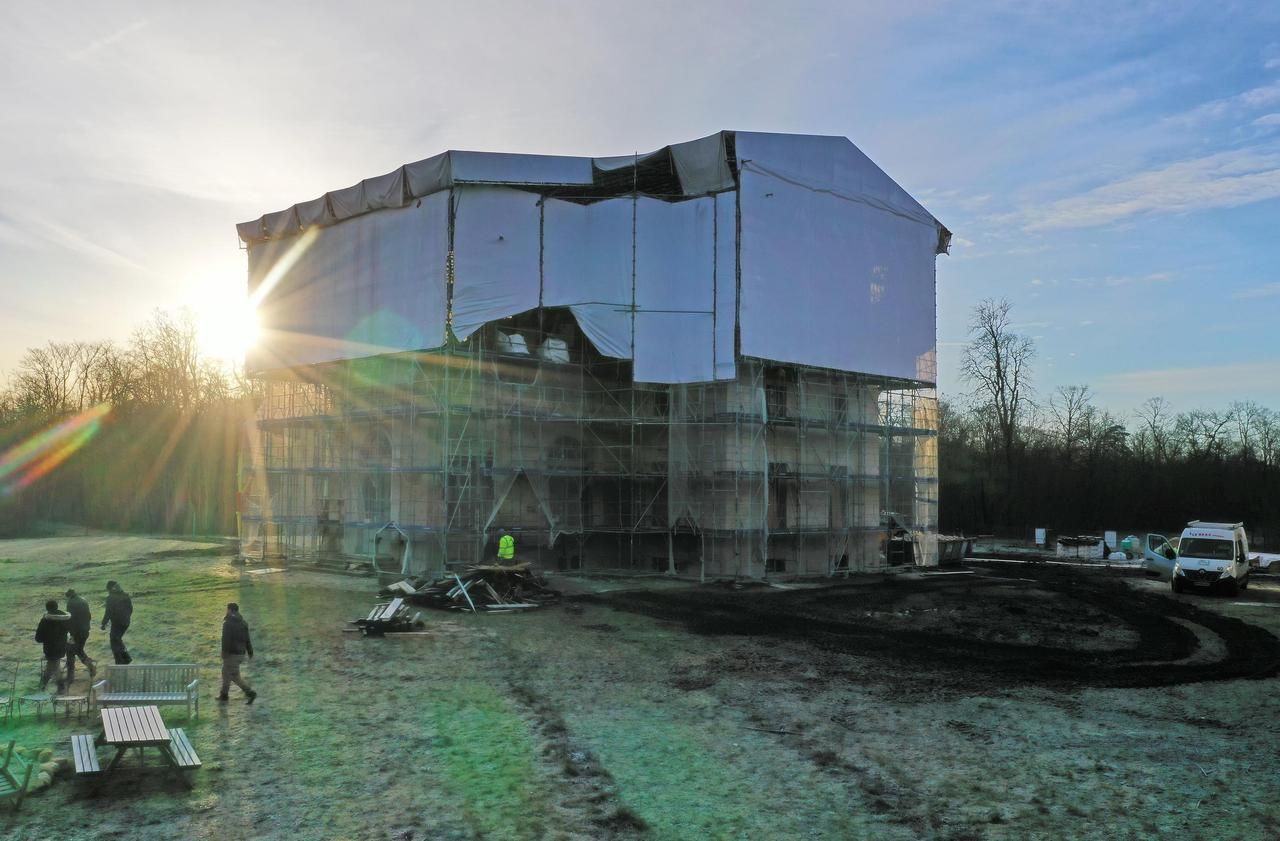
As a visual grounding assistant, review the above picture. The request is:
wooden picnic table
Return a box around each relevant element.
[98,706,174,774]
[72,704,201,787]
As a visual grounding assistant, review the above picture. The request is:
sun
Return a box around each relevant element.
[187,271,260,364]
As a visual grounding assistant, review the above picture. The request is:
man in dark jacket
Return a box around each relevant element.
[35,599,71,694]
[63,588,97,682]
[219,602,257,704]
[101,580,133,665]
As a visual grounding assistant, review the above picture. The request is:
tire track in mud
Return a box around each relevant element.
[579,565,1280,691]
[500,664,649,840]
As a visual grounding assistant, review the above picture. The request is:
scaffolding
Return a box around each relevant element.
[236,131,946,578]
[240,309,939,578]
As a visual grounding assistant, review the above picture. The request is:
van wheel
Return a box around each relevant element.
[1221,578,1239,598]
[1240,574,1249,591]
[1171,576,1184,594]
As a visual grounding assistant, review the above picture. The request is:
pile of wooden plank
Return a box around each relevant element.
[349,597,423,635]
[379,563,560,613]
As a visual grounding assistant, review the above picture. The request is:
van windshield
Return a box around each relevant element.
[1179,538,1233,560]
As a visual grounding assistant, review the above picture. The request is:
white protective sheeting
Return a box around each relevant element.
[735,132,941,383]
[296,195,332,228]
[543,198,634,359]
[633,197,716,384]
[247,193,449,371]
[451,187,542,340]
[713,191,737,381]
[404,152,451,198]
[363,167,407,210]
[450,151,593,185]
[328,181,367,220]
[543,195,727,382]
[670,132,735,195]
[263,206,299,239]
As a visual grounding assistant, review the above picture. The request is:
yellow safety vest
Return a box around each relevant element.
[498,534,515,561]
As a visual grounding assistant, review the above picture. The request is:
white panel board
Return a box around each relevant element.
[248,194,448,371]
[451,186,542,340]
[633,197,716,384]
[735,133,939,382]
[543,198,635,359]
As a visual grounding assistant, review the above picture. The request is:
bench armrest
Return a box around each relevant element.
[185,678,198,693]
[90,679,106,706]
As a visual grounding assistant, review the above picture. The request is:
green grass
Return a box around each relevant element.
[4,537,1279,840]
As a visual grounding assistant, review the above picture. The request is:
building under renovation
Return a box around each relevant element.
[236,130,949,578]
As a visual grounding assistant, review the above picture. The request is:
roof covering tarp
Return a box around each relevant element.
[238,130,947,384]
[237,133,738,245]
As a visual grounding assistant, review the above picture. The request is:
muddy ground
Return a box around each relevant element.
[2,536,1279,840]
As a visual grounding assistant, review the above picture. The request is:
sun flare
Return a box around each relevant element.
[189,281,260,364]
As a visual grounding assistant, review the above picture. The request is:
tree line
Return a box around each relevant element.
[0,311,254,537]
[943,298,1280,548]
[2,299,1275,550]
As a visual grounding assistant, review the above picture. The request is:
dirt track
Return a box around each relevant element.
[582,564,1280,694]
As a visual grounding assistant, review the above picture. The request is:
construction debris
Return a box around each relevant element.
[377,563,561,613]
[350,597,423,636]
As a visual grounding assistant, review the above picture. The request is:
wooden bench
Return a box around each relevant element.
[91,664,200,718]
[0,741,34,811]
[167,728,201,771]
[70,734,101,775]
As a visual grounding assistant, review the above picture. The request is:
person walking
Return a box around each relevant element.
[101,580,133,665]
[63,588,97,682]
[35,599,71,694]
[219,603,257,705]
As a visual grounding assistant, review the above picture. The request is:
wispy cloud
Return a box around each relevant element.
[1255,113,1280,127]
[1023,149,1280,231]
[1232,282,1280,300]
[1164,80,1280,126]
[6,211,147,274]
[1067,272,1172,287]
[1094,359,1280,404]
[69,19,149,61]
[1106,271,1171,286]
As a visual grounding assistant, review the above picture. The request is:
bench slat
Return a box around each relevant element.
[168,728,201,768]
[71,735,100,774]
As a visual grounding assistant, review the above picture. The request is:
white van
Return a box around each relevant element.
[1171,521,1250,596]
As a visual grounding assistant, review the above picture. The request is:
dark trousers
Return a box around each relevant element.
[40,656,66,693]
[66,631,94,678]
[109,624,132,664]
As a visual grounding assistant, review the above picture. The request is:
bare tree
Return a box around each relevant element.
[13,342,81,416]
[1047,385,1091,468]
[960,298,1035,514]
[1135,397,1174,463]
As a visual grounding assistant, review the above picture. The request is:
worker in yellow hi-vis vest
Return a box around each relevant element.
[497,531,516,564]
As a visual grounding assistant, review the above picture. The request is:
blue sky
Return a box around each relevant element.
[1,1,1278,416]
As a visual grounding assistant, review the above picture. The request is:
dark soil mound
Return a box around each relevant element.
[579,564,1280,691]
